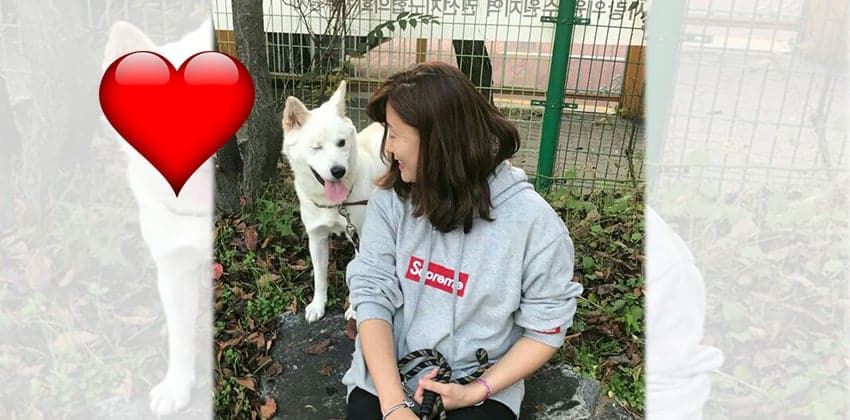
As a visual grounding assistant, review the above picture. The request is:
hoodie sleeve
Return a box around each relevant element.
[515,228,583,348]
[346,190,404,328]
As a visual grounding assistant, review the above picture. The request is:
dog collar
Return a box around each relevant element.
[311,199,368,209]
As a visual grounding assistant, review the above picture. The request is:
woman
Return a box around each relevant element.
[342,61,582,420]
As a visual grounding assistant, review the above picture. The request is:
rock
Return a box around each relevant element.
[263,312,635,419]
[262,312,352,419]
[519,364,600,419]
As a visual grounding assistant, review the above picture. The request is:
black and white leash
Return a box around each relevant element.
[311,200,368,252]
[397,348,492,420]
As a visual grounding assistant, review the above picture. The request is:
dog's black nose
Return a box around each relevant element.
[330,166,346,179]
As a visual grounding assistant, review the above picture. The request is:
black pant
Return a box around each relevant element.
[346,387,516,420]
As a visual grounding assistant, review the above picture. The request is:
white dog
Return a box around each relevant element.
[281,82,386,323]
[103,19,214,417]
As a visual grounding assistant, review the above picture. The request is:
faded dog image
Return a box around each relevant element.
[101,18,216,417]
[1,1,213,418]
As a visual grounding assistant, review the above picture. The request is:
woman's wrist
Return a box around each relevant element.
[378,388,409,412]
[465,378,492,407]
[381,396,414,419]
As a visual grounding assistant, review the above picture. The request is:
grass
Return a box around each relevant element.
[547,185,645,413]
[213,171,645,419]
[213,172,356,419]
[2,137,184,418]
[650,179,849,419]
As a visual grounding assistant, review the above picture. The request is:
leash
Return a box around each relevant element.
[310,199,369,252]
[397,348,492,420]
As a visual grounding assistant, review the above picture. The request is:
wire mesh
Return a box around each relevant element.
[652,0,848,195]
[211,0,648,192]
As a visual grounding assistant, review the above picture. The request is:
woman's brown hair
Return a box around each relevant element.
[366,61,520,233]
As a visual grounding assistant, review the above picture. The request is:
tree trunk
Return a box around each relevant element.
[0,76,20,232]
[231,0,284,204]
[215,135,243,215]
[15,0,98,209]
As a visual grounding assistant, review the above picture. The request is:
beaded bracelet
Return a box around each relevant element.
[473,377,493,406]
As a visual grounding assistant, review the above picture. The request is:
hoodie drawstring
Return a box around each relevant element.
[449,230,465,363]
[400,228,433,354]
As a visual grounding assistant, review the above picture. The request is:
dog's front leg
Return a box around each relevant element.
[305,230,330,323]
[149,258,201,416]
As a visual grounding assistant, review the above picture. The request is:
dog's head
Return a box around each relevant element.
[281,81,359,204]
[102,19,215,208]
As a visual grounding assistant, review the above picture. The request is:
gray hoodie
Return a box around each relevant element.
[342,161,583,417]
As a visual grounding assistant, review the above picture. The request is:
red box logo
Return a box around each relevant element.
[405,256,469,297]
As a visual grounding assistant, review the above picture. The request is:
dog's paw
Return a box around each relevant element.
[344,306,357,321]
[149,376,192,417]
[305,300,326,323]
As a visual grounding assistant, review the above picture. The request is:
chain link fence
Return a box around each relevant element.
[211,0,648,192]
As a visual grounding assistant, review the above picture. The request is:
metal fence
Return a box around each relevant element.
[211,0,647,192]
[648,0,848,195]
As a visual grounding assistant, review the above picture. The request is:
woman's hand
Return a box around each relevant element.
[412,369,488,411]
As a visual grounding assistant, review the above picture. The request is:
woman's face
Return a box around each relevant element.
[384,103,421,183]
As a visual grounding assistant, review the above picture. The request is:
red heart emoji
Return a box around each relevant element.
[99,51,254,195]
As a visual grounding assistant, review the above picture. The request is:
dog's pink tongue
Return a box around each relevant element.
[324,180,348,203]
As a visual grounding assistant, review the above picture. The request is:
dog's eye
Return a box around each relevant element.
[311,144,322,150]
[337,139,346,147]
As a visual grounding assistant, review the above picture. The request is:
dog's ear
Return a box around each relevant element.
[157,19,215,66]
[102,21,156,70]
[329,80,347,117]
[283,96,310,134]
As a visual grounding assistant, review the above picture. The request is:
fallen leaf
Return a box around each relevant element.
[304,339,331,355]
[258,273,280,288]
[265,362,284,378]
[58,269,77,287]
[25,251,52,290]
[112,373,133,398]
[286,298,297,314]
[292,259,308,271]
[218,336,243,349]
[261,236,272,249]
[345,318,357,341]
[319,364,333,376]
[114,306,158,326]
[212,263,224,280]
[17,362,45,377]
[260,397,277,419]
[244,227,258,251]
[246,332,264,349]
[235,377,256,391]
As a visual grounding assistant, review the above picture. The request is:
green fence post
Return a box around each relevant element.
[535,0,578,193]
